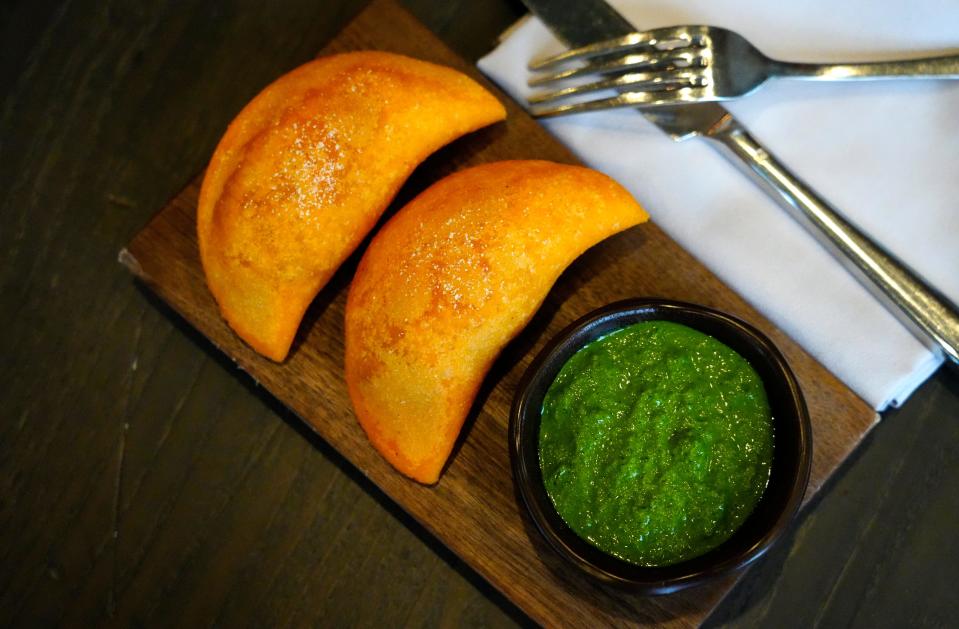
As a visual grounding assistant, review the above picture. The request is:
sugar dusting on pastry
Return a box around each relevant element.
[196,51,506,361]
[345,160,649,484]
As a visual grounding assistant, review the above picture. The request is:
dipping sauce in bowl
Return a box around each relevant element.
[539,320,774,567]
[510,299,811,594]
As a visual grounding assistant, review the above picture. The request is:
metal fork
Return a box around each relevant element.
[528,25,959,117]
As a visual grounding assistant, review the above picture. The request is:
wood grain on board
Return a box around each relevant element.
[122,0,878,625]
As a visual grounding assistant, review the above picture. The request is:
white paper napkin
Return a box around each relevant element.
[478,0,959,411]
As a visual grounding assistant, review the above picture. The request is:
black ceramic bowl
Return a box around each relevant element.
[510,299,812,595]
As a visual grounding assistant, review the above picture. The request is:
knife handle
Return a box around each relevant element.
[705,117,959,366]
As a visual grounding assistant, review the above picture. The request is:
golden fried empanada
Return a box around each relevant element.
[345,160,649,484]
[197,51,505,361]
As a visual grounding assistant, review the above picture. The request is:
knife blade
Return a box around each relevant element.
[519,0,959,364]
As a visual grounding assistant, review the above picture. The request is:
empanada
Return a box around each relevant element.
[345,160,649,483]
[197,51,505,361]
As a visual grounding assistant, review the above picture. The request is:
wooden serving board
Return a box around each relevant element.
[121,0,878,625]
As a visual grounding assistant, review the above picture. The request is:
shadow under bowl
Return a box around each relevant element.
[509,298,812,595]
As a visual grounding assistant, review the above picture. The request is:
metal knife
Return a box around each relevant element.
[521,0,959,366]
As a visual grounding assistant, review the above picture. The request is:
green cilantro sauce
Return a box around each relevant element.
[539,320,773,566]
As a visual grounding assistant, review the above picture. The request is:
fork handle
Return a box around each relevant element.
[770,54,959,80]
[704,116,959,365]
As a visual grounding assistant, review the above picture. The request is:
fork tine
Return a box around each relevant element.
[529,25,703,70]
[528,71,702,105]
[529,33,653,71]
[529,88,701,118]
[528,50,702,86]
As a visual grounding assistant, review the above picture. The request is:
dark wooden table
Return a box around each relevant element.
[2,1,957,626]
